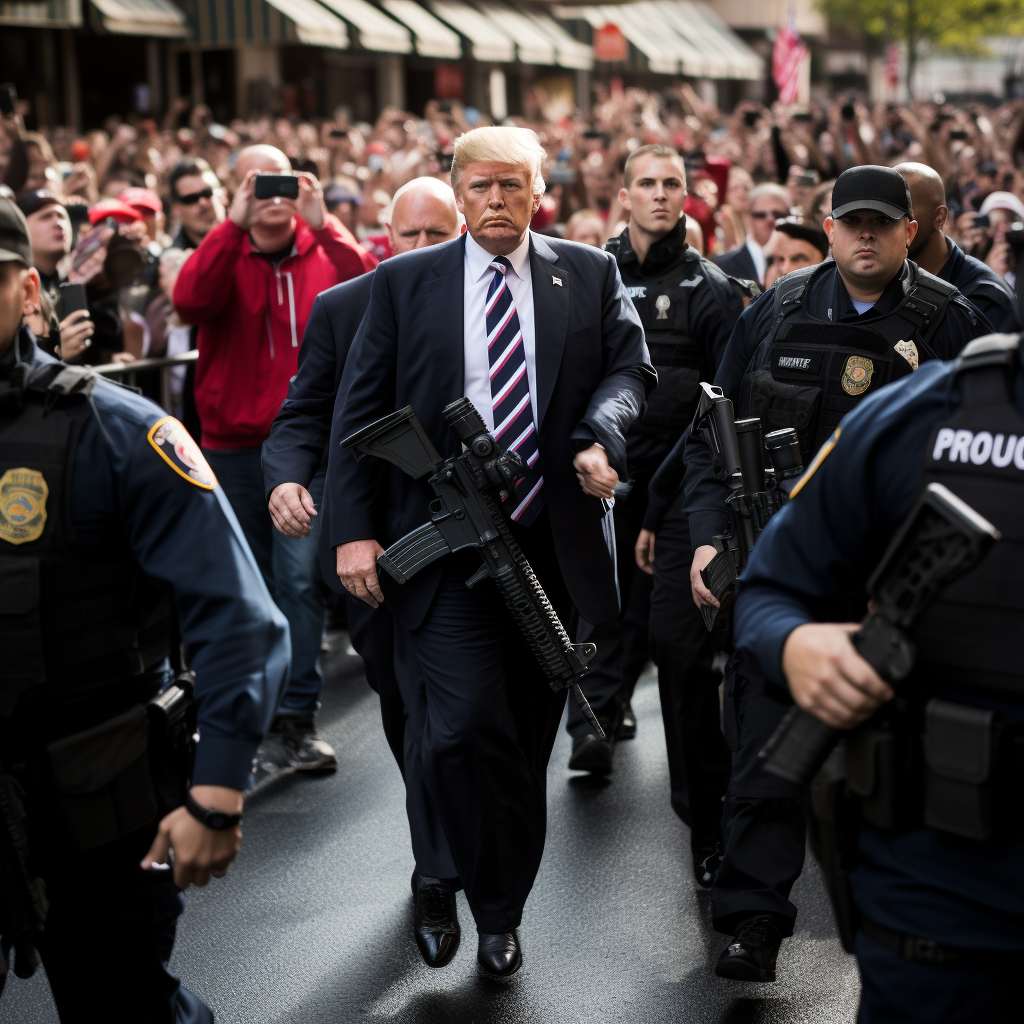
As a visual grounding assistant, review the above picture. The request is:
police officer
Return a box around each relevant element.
[566,144,743,816]
[734,332,1024,1022]
[683,165,989,980]
[896,161,1019,333]
[0,197,288,1020]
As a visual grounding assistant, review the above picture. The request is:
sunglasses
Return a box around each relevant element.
[175,187,214,206]
[751,209,790,220]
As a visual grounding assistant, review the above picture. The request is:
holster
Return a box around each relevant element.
[845,718,917,832]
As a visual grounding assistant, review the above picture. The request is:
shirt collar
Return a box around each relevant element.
[465,229,531,283]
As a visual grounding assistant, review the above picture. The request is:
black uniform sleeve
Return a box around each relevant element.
[930,296,987,359]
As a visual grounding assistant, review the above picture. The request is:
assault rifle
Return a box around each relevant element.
[759,482,1000,785]
[692,383,804,630]
[341,398,604,738]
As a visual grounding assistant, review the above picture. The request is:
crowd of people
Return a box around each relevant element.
[2,82,1023,1023]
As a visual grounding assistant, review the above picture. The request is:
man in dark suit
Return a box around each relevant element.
[328,126,655,978]
[713,183,792,287]
[262,178,462,964]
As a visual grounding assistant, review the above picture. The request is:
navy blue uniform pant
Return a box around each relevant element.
[712,664,805,936]
[394,514,569,932]
[648,499,730,837]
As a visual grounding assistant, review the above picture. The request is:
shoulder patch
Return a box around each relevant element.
[0,467,48,545]
[147,417,217,489]
[789,428,841,499]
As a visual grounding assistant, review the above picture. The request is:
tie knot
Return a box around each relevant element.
[490,257,511,276]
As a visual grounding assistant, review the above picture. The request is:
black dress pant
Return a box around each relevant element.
[347,596,457,881]
[566,479,652,738]
[648,496,731,837]
[394,511,569,932]
[711,660,805,937]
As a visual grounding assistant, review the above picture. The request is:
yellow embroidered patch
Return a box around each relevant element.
[0,467,48,545]
[147,417,217,490]
[789,428,841,499]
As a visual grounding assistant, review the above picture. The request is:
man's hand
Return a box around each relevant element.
[269,482,316,538]
[573,445,618,500]
[58,308,94,361]
[295,173,327,230]
[782,623,894,730]
[635,529,656,575]
[690,544,720,609]
[337,539,385,608]
[141,785,243,890]
[228,169,259,230]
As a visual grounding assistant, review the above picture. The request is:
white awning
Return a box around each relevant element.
[654,1,731,77]
[519,7,593,70]
[572,5,679,74]
[89,0,185,36]
[682,1,762,79]
[266,0,350,46]
[380,0,461,58]
[316,0,411,51]
[429,0,514,62]
[474,3,554,64]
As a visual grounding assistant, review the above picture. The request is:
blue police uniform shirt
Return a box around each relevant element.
[24,340,290,791]
[733,356,1024,950]
[681,260,984,551]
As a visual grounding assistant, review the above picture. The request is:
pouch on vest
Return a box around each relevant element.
[845,722,911,831]
[642,366,701,433]
[923,699,998,841]
[748,370,822,458]
[46,704,158,851]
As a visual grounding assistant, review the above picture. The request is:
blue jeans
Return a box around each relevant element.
[204,448,325,715]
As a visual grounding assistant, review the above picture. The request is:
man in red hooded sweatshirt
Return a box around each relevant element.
[174,144,376,770]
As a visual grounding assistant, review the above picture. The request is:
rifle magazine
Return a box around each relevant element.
[377,523,452,583]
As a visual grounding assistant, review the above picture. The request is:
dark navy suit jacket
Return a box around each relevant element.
[325,231,656,630]
[713,243,760,285]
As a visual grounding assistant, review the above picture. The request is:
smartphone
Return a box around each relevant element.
[59,282,89,316]
[437,152,454,173]
[793,110,814,123]
[71,224,108,272]
[254,174,299,200]
[0,83,15,117]
[329,128,348,138]
[949,128,969,141]
[973,213,991,229]
[743,109,760,128]
[795,170,818,187]
[841,103,856,121]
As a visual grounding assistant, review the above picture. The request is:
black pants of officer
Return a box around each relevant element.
[393,510,569,932]
[566,481,651,739]
[648,497,731,838]
[712,662,805,937]
[347,597,457,881]
[7,825,211,1023]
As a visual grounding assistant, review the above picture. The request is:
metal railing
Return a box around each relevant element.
[92,350,197,413]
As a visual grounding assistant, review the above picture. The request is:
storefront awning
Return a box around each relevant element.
[380,0,460,58]
[570,5,678,74]
[89,0,186,35]
[317,0,411,52]
[681,1,762,80]
[429,0,514,62]
[474,3,554,65]
[189,0,349,48]
[521,8,593,71]
[0,0,81,27]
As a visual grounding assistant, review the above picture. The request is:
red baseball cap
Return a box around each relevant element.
[119,187,163,215]
[87,199,143,225]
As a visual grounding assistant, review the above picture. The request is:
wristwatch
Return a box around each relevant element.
[184,792,242,830]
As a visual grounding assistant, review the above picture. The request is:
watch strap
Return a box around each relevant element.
[184,792,242,830]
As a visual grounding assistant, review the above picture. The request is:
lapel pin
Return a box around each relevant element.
[552,275,562,287]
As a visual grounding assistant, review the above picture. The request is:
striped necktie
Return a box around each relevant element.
[486,256,544,526]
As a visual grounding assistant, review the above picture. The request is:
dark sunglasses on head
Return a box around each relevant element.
[751,209,789,220]
[175,187,214,205]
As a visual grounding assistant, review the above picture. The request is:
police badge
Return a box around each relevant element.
[0,467,48,545]
[894,339,919,370]
[654,295,671,319]
[841,355,874,396]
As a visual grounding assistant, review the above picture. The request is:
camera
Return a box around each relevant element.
[841,103,856,122]
[743,109,760,128]
[253,174,299,200]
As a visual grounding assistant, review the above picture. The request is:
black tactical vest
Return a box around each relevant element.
[740,262,959,461]
[0,359,170,724]
[911,334,1024,698]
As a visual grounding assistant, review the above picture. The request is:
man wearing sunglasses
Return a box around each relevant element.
[714,184,792,287]
[168,160,226,251]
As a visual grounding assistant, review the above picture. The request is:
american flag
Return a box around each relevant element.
[772,17,807,105]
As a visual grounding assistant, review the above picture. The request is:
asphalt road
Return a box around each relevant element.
[2,637,860,1023]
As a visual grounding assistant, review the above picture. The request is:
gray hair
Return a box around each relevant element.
[750,183,793,208]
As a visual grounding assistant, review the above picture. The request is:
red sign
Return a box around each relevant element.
[434,63,465,100]
[594,23,627,63]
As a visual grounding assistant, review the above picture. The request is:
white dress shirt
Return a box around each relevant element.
[463,230,537,432]
[745,236,766,284]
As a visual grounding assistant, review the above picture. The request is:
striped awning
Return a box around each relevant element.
[520,8,592,71]
[89,0,187,35]
[429,0,514,62]
[317,0,411,52]
[0,0,81,26]
[187,0,349,47]
[475,3,555,64]
[380,0,460,58]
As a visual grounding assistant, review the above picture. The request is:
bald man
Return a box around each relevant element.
[174,145,376,774]
[896,161,1018,332]
[262,178,462,962]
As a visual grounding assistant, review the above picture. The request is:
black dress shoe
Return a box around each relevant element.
[568,732,614,774]
[270,714,338,773]
[691,833,724,889]
[477,930,522,978]
[617,702,637,740]
[413,875,460,968]
[715,915,783,982]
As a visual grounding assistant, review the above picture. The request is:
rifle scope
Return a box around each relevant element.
[735,418,766,495]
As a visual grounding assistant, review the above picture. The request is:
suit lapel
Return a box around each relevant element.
[530,232,569,427]
[425,234,466,404]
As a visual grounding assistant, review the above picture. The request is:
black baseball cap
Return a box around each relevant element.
[0,197,32,265]
[16,188,63,219]
[831,165,913,221]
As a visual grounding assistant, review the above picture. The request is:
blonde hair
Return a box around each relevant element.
[452,127,546,195]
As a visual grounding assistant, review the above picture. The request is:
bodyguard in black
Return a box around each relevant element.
[684,166,987,982]
[566,145,741,792]
[735,334,1024,1022]
[262,177,463,968]
[0,198,288,1022]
